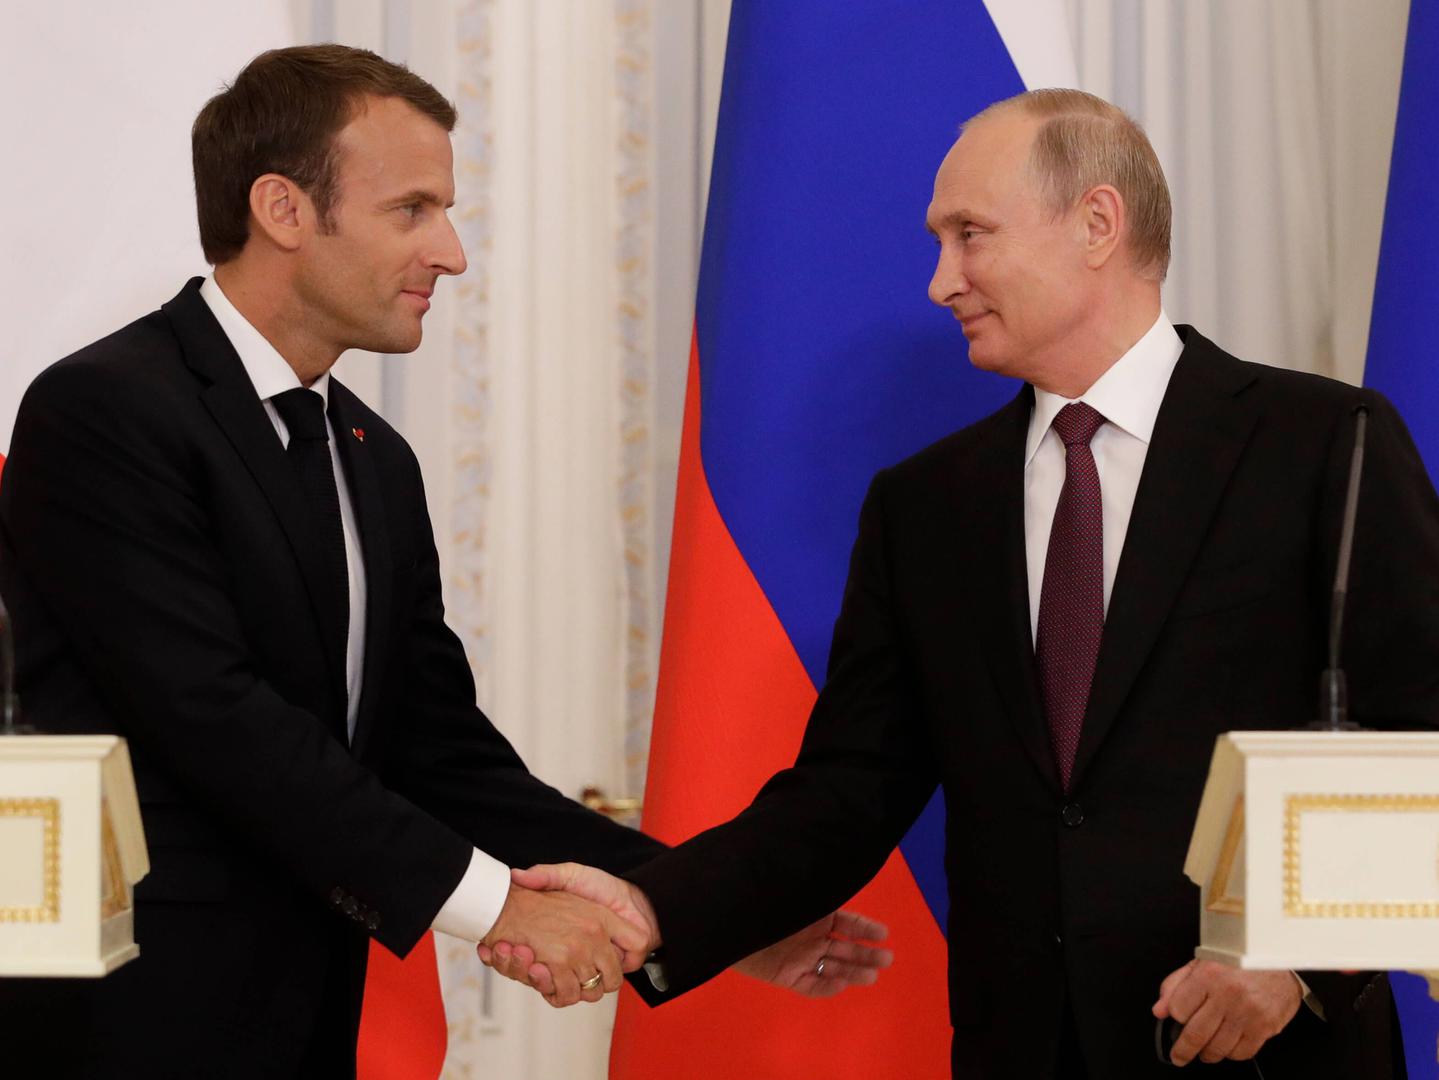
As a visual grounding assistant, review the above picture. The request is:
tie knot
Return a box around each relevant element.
[1051,401,1105,448]
[271,388,329,443]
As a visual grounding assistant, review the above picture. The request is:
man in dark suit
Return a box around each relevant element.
[0,45,877,1078]
[489,90,1439,1076]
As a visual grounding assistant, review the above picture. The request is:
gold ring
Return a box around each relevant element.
[580,972,604,991]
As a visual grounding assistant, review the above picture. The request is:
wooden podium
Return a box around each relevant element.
[0,735,148,976]
[1186,730,1439,971]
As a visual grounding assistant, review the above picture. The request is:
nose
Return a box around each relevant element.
[429,215,468,277]
[928,243,969,308]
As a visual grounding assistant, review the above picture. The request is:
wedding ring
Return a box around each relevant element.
[580,972,604,991]
[814,956,828,978]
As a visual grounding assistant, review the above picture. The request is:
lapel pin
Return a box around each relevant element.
[352,427,365,443]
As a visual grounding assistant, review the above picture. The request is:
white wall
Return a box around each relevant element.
[0,0,298,452]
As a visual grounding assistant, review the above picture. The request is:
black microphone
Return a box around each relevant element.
[1310,402,1369,732]
[0,590,26,735]
[1155,404,1371,1071]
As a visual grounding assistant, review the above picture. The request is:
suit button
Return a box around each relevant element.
[366,912,382,931]
[330,887,346,908]
[343,897,359,916]
[1053,932,1063,948]
[1061,803,1084,828]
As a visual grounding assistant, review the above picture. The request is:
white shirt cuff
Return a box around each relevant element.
[431,848,512,942]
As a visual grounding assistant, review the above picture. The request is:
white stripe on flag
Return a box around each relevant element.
[982,0,1080,91]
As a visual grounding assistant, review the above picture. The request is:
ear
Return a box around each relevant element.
[1079,184,1124,269]
[247,173,311,253]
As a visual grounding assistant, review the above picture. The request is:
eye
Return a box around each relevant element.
[398,202,424,220]
[959,227,981,242]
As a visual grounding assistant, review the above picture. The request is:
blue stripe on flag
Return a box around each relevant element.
[1364,0,1439,1067]
[694,0,1032,934]
[1366,0,1439,473]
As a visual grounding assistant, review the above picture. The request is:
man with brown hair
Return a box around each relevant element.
[491,89,1437,1077]
[0,45,879,1077]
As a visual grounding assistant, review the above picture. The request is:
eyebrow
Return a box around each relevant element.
[925,210,982,236]
[382,190,456,211]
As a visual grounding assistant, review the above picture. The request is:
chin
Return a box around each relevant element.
[366,326,424,356]
[965,343,1012,376]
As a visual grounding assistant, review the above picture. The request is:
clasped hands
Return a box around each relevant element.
[478,862,894,1007]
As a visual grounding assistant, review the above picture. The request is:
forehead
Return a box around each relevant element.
[333,95,455,198]
[927,112,1041,222]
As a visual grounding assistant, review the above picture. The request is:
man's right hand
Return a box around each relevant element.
[479,880,651,1006]
[479,863,660,1005]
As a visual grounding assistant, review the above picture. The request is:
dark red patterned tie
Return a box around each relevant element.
[1037,402,1106,791]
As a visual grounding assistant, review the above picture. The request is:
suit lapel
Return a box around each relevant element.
[328,383,393,758]
[964,387,1061,790]
[1068,328,1260,788]
[163,280,350,722]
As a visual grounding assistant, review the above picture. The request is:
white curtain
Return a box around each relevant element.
[0,0,299,452]
[1067,0,1410,383]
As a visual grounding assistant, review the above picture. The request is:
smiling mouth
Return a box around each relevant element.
[958,311,991,330]
[402,290,432,312]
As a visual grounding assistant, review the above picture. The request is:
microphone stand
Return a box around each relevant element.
[1308,403,1369,733]
[1159,403,1371,1071]
[0,591,28,735]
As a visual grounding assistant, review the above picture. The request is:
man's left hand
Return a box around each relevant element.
[733,909,893,997]
[1152,959,1302,1066]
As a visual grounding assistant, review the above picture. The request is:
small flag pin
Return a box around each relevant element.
[352,427,365,443]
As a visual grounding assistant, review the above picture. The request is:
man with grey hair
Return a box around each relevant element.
[491,89,1437,1077]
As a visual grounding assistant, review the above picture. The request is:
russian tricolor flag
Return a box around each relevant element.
[612,4,1075,1075]
[1365,0,1439,1072]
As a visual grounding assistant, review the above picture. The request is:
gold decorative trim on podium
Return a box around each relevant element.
[99,799,129,919]
[1284,793,1439,917]
[0,797,61,922]
[1206,794,1245,915]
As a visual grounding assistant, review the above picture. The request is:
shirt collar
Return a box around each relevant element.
[198,275,330,408]
[1024,311,1183,467]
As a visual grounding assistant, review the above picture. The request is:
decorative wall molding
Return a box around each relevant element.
[614,0,659,799]
[448,0,497,703]
[440,3,499,1076]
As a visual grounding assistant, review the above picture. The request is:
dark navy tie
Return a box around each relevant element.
[271,388,349,654]
[1036,402,1106,792]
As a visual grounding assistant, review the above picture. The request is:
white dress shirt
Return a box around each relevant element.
[1024,312,1183,642]
[199,276,510,942]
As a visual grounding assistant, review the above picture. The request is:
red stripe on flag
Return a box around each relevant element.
[357,932,447,1080]
[610,332,951,1078]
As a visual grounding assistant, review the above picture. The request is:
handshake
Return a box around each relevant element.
[477,863,893,1007]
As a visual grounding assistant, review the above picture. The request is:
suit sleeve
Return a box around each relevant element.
[623,472,939,999]
[379,444,665,877]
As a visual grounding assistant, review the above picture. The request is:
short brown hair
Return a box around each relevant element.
[192,44,457,264]
[966,89,1172,281]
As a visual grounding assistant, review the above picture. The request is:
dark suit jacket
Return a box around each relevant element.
[627,327,1439,1078]
[0,279,663,1078]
